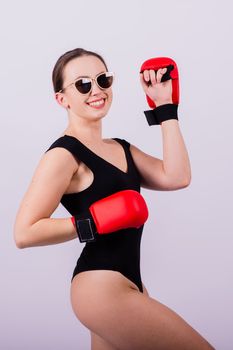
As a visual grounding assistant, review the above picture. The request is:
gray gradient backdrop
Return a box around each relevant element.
[1,0,232,349]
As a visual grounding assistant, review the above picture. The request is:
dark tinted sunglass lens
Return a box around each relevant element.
[97,73,113,89]
[75,79,92,94]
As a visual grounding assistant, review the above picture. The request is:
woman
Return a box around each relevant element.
[14,48,214,350]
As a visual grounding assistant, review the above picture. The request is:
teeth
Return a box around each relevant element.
[89,99,105,107]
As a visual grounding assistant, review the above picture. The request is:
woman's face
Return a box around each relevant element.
[58,55,113,121]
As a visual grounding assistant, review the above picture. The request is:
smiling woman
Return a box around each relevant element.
[13,47,214,350]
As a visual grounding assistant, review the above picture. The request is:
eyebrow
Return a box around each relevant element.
[74,71,106,80]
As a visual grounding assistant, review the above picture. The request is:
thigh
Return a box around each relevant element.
[70,270,135,322]
[71,280,214,350]
[90,282,150,350]
[109,292,214,350]
[90,331,119,350]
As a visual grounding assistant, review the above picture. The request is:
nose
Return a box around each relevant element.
[91,79,102,94]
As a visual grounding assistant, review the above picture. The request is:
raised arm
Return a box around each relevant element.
[133,59,191,191]
[129,119,191,191]
[13,148,79,248]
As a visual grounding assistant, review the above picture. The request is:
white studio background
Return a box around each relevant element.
[0,0,232,349]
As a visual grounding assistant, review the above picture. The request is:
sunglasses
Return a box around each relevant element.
[58,71,114,94]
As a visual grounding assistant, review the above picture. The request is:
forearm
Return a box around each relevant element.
[160,119,191,184]
[15,217,77,248]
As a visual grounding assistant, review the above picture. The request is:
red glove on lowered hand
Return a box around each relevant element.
[71,189,149,243]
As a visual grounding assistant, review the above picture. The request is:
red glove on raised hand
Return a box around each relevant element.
[140,57,180,125]
[71,189,149,243]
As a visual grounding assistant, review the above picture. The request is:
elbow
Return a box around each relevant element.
[14,228,28,249]
[171,175,191,190]
[181,175,192,188]
[15,241,26,249]
[14,235,27,249]
[17,241,29,249]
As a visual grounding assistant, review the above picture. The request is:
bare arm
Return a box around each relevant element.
[130,119,191,191]
[134,64,191,191]
[14,148,79,248]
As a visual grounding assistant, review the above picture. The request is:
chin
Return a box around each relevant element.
[92,110,109,121]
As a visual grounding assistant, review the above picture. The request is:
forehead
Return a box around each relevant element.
[63,55,106,82]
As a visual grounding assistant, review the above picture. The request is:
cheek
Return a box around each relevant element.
[70,95,86,110]
[107,90,113,103]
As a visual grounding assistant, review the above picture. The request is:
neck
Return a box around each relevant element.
[65,112,104,144]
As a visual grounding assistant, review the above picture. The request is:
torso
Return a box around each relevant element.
[62,134,128,195]
[46,137,145,293]
[61,134,144,294]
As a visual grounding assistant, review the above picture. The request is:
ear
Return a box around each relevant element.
[55,92,70,109]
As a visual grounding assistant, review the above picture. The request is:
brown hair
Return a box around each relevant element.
[52,48,108,93]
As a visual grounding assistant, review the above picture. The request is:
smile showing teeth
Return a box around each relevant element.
[88,99,105,107]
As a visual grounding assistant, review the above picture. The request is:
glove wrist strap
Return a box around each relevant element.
[144,103,178,126]
[72,211,97,243]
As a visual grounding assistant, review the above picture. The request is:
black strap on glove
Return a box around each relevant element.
[144,103,179,126]
[73,210,97,243]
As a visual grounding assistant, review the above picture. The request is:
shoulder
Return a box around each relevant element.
[43,136,79,175]
[106,137,131,149]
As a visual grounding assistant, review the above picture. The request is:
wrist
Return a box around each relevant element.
[160,118,179,125]
[144,103,178,126]
[72,212,97,243]
[154,100,173,107]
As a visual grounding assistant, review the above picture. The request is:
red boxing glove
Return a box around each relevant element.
[71,190,149,243]
[140,57,179,108]
[140,57,180,126]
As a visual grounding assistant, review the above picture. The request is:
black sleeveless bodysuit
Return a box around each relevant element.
[45,134,144,293]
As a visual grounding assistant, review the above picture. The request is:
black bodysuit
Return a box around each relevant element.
[45,134,144,293]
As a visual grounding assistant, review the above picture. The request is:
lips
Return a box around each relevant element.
[87,98,106,109]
